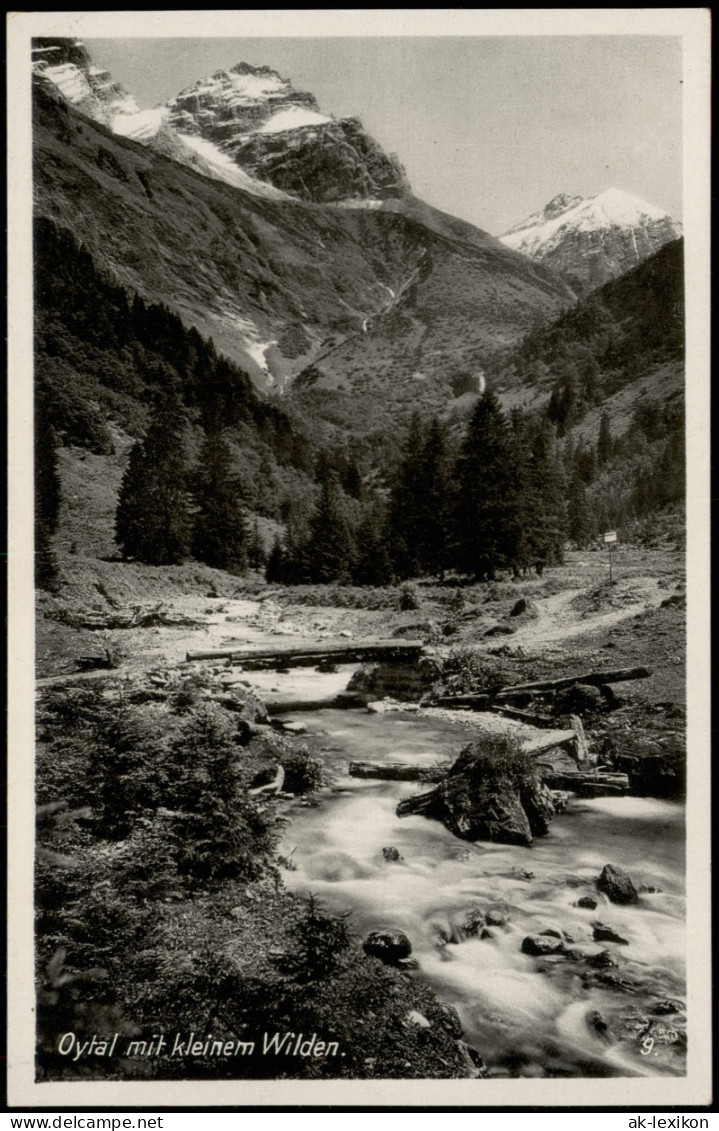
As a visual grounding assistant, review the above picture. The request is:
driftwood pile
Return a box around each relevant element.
[346,665,651,845]
[435,666,650,711]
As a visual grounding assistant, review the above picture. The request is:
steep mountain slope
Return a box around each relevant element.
[493,238,684,426]
[33,74,574,434]
[288,197,574,439]
[499,188,682,294]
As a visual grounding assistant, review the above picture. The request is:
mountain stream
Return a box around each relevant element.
[252,664,685,1079]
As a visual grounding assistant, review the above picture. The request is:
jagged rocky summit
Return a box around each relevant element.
[499,187,682,293]
[166,63,410,203]
[32,40,409,204]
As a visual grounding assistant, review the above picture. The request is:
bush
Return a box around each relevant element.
[399,583,421,611]
[169,707,279,886]
[437,648,513,696]
[277,894,353,982]
[282,745,322,794]
[452,734,536,788]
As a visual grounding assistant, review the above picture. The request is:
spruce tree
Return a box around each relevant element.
[192,431,247,572]
[412,418,452,579]
[567,473,592,547]
[115,391,191,565]
[352,500,394,586]
[304,468,355,584]
[265,536,286,583]
[387,413,426,580]
[524,425,567,571]
[453,390,518,580]
[246,517,267,571]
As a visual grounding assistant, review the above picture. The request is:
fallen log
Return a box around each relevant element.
[75,655,116,672]
[396,790,441,818]
[486,704,556,727]
[543,770,629,796]
[495,667,650,696]
[349,761,448,783]
[185,639,424,664]
[81,603,205,630]
[433,693,491,709]
[266,697,349,715]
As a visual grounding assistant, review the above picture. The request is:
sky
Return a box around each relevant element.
[82,35,683,235]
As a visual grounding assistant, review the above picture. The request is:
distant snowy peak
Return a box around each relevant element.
[499,188,682,292]
[501,188,677,252]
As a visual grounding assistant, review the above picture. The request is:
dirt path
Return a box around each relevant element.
[491,577,667,652]
[37,551,682,688]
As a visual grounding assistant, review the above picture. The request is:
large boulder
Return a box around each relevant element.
[597,864,639,905]
[613,742,685,799]
[363,929,412,964]
[398,739,563,848]
[521,934,564,956]
[347,657,440,703]
[428,740,568,847]
[437,770,532,846]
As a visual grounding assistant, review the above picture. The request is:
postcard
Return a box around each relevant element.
[7,8,712,1110]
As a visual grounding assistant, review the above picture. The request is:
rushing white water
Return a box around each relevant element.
[274,705,686,1079]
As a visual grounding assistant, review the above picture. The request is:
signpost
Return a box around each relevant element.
[603,530,617,585]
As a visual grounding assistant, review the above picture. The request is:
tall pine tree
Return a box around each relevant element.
[412,418,452,579]
[303,467,355,584]
[115,391,191,565]
[192,431,247,572]
[453,390,518,580]
[387,413,426,580]
[523,424,567,572]
[352,498,394,586]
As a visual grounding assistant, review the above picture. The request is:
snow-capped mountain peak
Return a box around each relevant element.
[166,63,334,139]
[499,187,682,292]
[164,61,408,202]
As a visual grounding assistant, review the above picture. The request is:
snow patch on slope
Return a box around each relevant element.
[178,134,292,199]
[222,69,286,99]
[112,107,166,140]
[256,105,331,133]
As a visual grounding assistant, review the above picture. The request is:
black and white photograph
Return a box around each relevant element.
[7,8,711,1110]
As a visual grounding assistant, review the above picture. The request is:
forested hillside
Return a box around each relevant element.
[34,217,318,582]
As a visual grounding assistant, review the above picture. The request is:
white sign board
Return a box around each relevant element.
[604,531,618,543]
